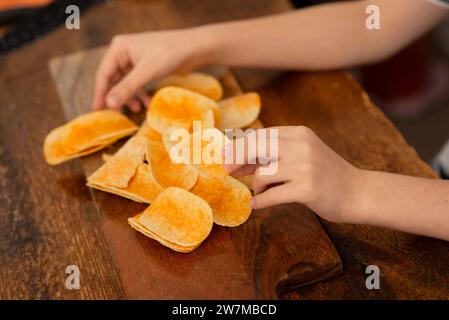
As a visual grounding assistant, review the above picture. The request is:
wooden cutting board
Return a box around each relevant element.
[48,47,342,299]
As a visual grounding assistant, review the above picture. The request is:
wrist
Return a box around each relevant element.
[185,25,223,67]
[339,167,370,224]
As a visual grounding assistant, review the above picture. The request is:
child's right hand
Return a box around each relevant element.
[223,126,361,224]
[92,29,210,112]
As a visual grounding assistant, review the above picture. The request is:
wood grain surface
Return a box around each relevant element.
[48,47,342,299]
[1,0,449,299]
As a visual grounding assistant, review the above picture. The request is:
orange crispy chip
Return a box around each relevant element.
[63,110,138,153]
[87,136,164,203]
[121,163,164,202]
[156,72,223,101]
[136,120,162,142]
[191,175,252,227]
[147,87,220,134]
[102,153,113,162]
[235,175,254,191]
[88,163,164,203]
[129,187,213,248]
[148,139,198,190]
[44,126,111,165]
[44,126,73,165]
[163,127,229,178]
[128,215,199,253]
[218,93,261,131]
[43,110,137,165]
[87,136,147,188]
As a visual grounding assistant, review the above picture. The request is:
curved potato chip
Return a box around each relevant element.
[102,153,113,162]
[44,125,71,165]
[156,72,223,100]
[164,128,229,178]
[133,187,213,247]
[148,139,198,190]
[128,215,199,253]
[63,110,138,152]
[218,93,261,131]
[147,87,220,134]
[136,120,162,141]
[43,110,137,165]
[122,163,164,202]
[191,175,252,227]
[235,175,254,191]
[87,136,147,188]
[200,109,215,130]
[87,163,164,203]
[43,125,109,165]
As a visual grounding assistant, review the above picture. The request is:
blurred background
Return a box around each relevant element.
[1,0,448,163]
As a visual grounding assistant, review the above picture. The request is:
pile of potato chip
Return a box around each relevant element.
[44,72,261,253]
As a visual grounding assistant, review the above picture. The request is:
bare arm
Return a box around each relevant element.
[92,0,448,110]
[224,127,449,242]
[349,170,449,240]
[198,0,448,70]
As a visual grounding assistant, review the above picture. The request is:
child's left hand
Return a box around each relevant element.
[223,126,361,223]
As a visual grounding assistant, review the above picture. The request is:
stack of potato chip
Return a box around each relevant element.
[44,110,138,165]
[44,72,261,253]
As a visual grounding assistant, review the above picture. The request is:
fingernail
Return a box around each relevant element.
[107,93,120,108]
[249,197,255,208]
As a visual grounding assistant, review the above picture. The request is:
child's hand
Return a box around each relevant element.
[92,29,209,112]
[223,126,360,223]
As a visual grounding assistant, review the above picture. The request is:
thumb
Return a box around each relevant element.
[106,63,153,109]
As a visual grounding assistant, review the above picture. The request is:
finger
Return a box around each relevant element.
[126,97,141,113]
[252,165,286,195]
[250,183,296,210]
[92,47,120,110]
[230,163,258,176]
[136,89,151,108]
[223,128,280,174]
[106,62,153,109]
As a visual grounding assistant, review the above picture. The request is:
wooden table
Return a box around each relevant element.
[1,0,448,299]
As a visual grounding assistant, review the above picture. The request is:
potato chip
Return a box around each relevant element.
[44,125,73,165]
[136,120,162,142]
[129,187,213,248]
[218,93,261,131]
[87,163,164,203]
[63,110,138,153]
[156,72,223,100]
[147,87,220,134]
[87,136,147,188]
[235,175,254,191]
[148,139,198,190]
[102,153,113,162]
[88,136,164,203]
[163,127,229,178]
[200,109,215,130]
[44,126,109,165]
[191,175,252,227]
[128,215,199,253]
[43,110,137,165]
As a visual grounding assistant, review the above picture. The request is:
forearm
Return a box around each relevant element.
[348,170,449,241]
[191,0,447,70]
